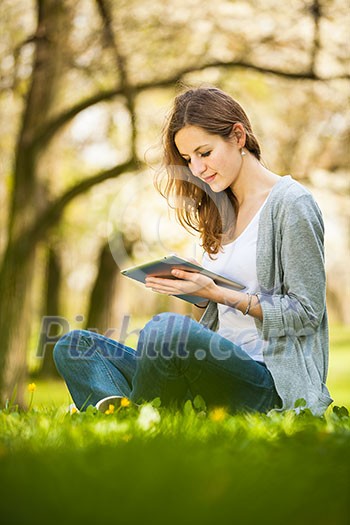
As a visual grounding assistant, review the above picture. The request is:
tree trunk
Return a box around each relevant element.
[0,243,36,405]
[85,239,121,335]
[0,0,136,404]
[39,245,62,378]
[0,0,71,405]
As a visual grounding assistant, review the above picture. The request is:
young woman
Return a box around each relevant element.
[54,87,332,415]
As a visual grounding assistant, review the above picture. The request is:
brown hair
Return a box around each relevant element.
[155,86,262,255]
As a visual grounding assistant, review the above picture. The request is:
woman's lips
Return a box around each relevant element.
[204,173,216,183]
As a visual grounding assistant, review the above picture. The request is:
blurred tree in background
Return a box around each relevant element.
[0,0,349,404]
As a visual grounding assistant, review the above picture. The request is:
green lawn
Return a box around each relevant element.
[0,324,349,525]
[0,402,349,525]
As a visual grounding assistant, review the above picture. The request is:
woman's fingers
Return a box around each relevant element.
[145,277,180,293]
[171,269,192,279]
[145,271,215,298]
[145,275,199,295]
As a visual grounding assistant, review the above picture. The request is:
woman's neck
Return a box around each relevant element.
[230,153,280,206]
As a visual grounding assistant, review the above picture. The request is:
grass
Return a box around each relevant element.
[0,324,349,525]
[0,403,349,525]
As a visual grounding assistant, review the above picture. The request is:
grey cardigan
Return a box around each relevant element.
[199,175,333,416]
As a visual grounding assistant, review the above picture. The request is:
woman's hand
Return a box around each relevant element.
[145,267,218,301]
[144,264,263,319]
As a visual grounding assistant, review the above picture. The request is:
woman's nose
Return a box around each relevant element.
[190,158,207,178]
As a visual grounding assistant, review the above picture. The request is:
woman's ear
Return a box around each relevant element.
[230,123,246,147]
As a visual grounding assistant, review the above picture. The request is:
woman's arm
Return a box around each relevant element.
[209,287,263,320]
[145,269,263,320]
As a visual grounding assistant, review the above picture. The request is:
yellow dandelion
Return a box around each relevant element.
[28,383,36,393]
[121,397,131,407]
[209,407,227,422]
[105,404,115,415]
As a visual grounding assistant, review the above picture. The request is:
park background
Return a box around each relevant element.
[0,2,349,524]
[0,0,348,409]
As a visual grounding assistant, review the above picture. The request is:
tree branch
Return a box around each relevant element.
[32,87,120,148]
[19,158,138,252]
[95,0,127,85]
[31,58,350,151]
[309,0,322,72]
[95,0,137,159]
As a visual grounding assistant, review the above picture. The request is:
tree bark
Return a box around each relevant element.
[0,244,36,405]
[85,240,121,335]
[39,245,62,378]
[0,0,71,405]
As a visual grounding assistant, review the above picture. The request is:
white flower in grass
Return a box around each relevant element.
[137,404,161,431]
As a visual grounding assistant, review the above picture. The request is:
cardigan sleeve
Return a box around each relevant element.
[259,193,327,340]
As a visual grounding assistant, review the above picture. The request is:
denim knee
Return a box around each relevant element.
[53,329,89,368]
[137,312,191,359]
[141,312,188,334]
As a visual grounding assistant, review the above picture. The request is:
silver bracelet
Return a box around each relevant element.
[243,293,259,316]
[243,293,252,315]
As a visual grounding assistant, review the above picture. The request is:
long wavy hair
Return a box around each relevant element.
[155,87,262,256]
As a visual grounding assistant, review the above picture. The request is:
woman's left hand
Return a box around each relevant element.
[145,268,218,300]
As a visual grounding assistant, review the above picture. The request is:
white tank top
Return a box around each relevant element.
[202,199,269,362]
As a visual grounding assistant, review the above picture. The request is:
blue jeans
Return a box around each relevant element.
[53,312,281,413]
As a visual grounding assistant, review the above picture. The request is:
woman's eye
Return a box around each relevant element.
[200,151,211,158]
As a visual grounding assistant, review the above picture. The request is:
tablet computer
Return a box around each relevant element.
[121,254,245,304]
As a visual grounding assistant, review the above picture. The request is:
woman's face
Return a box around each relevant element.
[174,125,244,193]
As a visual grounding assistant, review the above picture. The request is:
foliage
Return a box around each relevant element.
[0,400,349,525]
